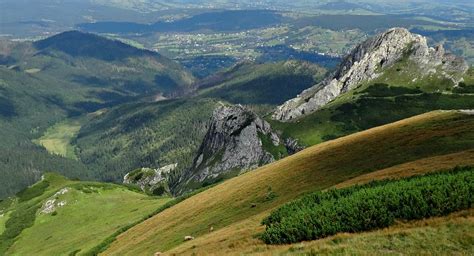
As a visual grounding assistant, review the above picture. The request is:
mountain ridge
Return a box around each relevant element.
[34,31,157,61]
[273,27,469,121]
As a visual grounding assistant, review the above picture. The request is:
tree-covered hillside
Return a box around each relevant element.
[0,31,195,198]
[197,60,327,107]
[72,60,326,188]
[75,98,220,185]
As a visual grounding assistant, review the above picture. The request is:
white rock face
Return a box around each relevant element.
[460,109,474,115]
[41,199,57,214]
[273,28,468,121]
[40,187,70,214]
[123,164,177,194]
[180,103,282,186]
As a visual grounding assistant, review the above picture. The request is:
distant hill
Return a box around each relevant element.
[319,1,367,11]
[3,30,194,114]
[31,31,195,100]
[293,15,440,32]
[0,31,194,198]
[197,60,327,106]
[78,10,284,34]
[34,31,156,61]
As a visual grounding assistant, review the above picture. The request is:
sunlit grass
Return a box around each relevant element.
[33,119,83,160]
[167,152,474,255]
[2,173,171,256]
[104,111,474,255]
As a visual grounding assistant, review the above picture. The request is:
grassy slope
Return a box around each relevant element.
[103,110,474,255]
[0,174,170,256]
[334,149,474,189]
[0,174,77,254]
[167,150,474,255]
[0,213,7,235]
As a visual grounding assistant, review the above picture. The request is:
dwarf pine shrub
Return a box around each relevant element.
[261,166,473,244]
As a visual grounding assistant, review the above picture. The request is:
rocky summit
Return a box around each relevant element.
[273,27,469,121]
[179,103,285,188]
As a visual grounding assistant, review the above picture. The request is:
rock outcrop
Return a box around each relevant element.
[273,28,469,121]
[123,164,177,195]
[180,103,286,187]
[40,187,70,214]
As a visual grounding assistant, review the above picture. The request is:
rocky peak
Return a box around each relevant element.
[179,103,285,189]
[273,27,468,121]
[123,163,177,195]
[335,28,419,83]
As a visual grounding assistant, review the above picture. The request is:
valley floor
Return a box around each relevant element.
[32,118,84,160]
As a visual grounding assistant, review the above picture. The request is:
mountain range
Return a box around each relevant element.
[1,27,472,196]
[0,26,473,255]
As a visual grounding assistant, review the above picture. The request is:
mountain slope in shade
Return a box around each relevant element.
[196,60,327,107]
[71,60,325,187]
[0,31,195,198]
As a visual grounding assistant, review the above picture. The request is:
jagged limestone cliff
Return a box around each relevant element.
[179,103,288,189]
[273,28,469,121]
